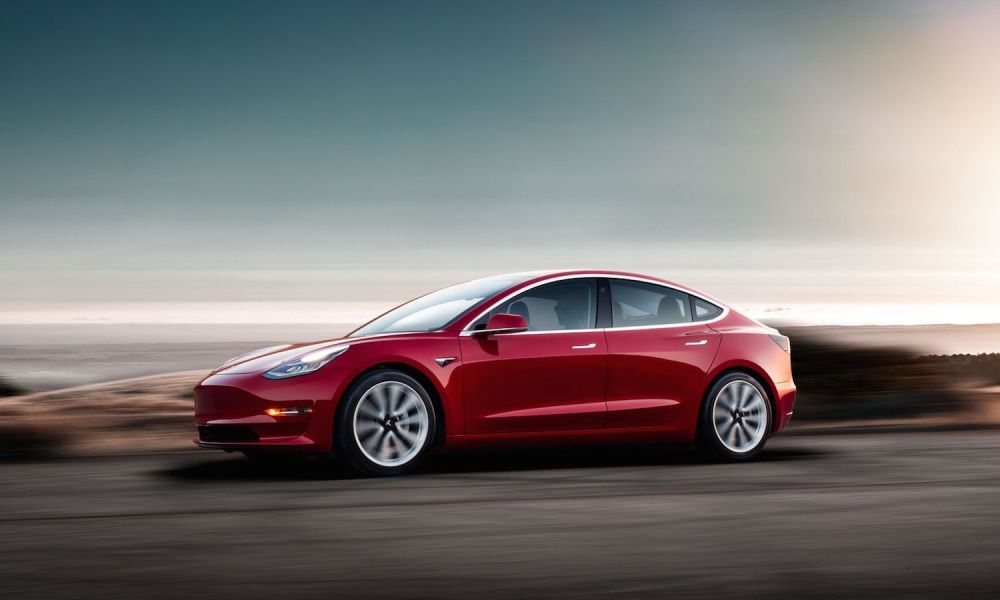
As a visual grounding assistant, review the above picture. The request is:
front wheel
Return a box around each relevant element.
[335,370,436,476]
[698,373,772,461]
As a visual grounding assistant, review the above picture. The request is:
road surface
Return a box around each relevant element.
[1,431,999,598]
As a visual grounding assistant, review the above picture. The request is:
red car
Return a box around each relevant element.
[195,270,796,475]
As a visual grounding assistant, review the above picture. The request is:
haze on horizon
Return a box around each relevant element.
[1,0,998,325]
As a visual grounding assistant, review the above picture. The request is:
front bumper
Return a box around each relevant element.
[193,369,348,454]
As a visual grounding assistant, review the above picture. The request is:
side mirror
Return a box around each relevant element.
[475,313,528,335]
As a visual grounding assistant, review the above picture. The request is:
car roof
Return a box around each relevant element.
[517,269,689,289]
[484,269,726,306]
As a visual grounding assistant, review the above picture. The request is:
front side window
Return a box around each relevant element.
[350,274,532,336]
[609,279,691,327]
[472,278,597,332]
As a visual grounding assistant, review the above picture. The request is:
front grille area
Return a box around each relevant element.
[198,425,259,443]
[194,385,262,416]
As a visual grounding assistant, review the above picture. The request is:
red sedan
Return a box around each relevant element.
[194,270,796,475]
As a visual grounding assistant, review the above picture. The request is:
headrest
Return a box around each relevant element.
[657,297,685,322]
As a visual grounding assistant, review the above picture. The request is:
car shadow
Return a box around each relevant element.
[157,454,353,481]
[157,443,827,482]
[419,444,824,474]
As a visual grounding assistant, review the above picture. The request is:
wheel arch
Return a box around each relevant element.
[336,361,447,446]
[700,363,779,433]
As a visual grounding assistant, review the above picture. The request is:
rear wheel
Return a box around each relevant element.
[336,370,436,476]
[698,372,771,460]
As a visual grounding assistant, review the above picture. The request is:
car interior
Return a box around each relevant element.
[472,278,721,331]
[476,280,596,331]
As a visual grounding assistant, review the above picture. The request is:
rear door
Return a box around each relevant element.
[602,278,721,429]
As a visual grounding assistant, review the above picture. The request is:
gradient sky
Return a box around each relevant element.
[1,1,999,323]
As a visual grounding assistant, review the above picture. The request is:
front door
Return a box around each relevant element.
[460,278,606,434]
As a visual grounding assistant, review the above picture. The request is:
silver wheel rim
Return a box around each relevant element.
[712,380,768,453]
[352,381,429,468]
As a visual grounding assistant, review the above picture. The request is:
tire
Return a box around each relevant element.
[698,372,772,461]
[335,370,437,476]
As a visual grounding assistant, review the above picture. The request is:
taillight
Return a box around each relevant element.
[768,334,790,353]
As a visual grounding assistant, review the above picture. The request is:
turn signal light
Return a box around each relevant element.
[265,407,313,417]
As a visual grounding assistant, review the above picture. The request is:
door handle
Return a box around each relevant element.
[684,339,708,346]
[572,343,597,350]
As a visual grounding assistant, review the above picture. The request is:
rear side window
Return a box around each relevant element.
[692,296,723,321]
[609,279,692,327]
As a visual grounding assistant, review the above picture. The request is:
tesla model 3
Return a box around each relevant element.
[194,270,796,475]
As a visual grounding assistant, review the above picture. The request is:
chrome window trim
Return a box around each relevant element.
[464,327,606,337]
[458,273,729,336]
[606,318,728,332]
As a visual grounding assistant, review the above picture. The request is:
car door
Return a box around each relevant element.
[603,278,722,429]
[460,278,607,434]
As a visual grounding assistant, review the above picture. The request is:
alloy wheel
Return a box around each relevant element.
[711,380,768,453]
[352,381,430,467]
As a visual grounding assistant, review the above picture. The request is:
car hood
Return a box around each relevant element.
[213,332,425,375]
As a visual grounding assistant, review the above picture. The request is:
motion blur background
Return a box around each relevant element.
[1,1,999,598]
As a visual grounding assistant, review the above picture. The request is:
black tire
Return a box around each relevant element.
[335,369,437,476]
[697,372,772,461]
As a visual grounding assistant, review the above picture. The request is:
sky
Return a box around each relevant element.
[1,0,999,325]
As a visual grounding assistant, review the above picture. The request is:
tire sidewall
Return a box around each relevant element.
[335,370,436,476]
[699,372,772,461]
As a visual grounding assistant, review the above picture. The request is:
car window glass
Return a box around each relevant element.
[473,279,597,332]
[692,297,723,321]
[609,279,692,327]
[350,274,532,336]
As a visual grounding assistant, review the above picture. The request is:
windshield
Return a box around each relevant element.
[349,275,532,337]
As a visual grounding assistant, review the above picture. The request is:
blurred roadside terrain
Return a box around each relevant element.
[0,323,997,457]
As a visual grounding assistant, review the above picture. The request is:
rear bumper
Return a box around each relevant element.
[193,369,348,454]
[772,379,797,433]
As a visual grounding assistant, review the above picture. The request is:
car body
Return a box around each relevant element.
[194,270,796,474]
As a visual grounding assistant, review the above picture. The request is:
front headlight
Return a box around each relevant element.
[263,344,350,380]
[216,344,292,371]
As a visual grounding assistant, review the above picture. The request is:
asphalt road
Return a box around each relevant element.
[2,431,999,599]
